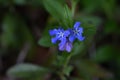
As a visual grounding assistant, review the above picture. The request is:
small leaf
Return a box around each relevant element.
[38,35,53,47]
[7,63,49,78]
[63,65,73,76]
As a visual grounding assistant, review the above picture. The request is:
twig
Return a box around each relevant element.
[16,42,31,64]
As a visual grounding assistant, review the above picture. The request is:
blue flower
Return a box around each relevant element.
[69,22,85,43]
[49,28,70,50]
[58,40,73,52]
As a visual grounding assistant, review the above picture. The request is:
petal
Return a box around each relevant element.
[51,37,58,44]
[78,27,83,33]
[77,35,85,41]
[59,38,66,46]
[64,30,70,37]
[49,29,57,36]
[58,38,66,51]
[69,35,75,43]
[74,22,81,29]
[58,28,64,32]
[66,42,73,52]
[58,43,65,51]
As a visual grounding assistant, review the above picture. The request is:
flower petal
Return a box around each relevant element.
[59,38,66,46]
[49,29,57,36]
[69,35,75,43]
[64,30,70,36]
[78,27,83,33]
[51,37,58,44]
[77,35,85,41]
[74,22,81,29]
[58,38,66,51]
[59,43,65,51]
[66,42,72,52]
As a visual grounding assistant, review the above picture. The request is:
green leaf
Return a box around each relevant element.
[7,63,49,78]
[99,0,116,18]
[75,59,113,79]
[72,42,86,56]
[1,13,18,47]
[43,0,73,28]
[38,36,53,47]
[63,5,73,28]
[94,45,117,62]
[63,65,73,76]
[104,20,119,34]
[43,0,65,21]
[38,24,55,47]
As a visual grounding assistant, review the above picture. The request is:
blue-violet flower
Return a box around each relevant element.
[69,22,85,43]
[49,28,72,52]
[58,39,73,52]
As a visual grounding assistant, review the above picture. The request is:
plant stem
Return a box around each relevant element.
[63,53,73,69]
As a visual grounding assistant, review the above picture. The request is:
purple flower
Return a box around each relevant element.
[69,22,85,43]
[49,22,85,52]
[58,40,73,52]
[49,28,71,51]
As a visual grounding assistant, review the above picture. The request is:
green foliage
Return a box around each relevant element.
[82,0,100,13]
[99,0,116,18]
[38,25,55,47]
[63,65,73,76]
[104,20,119,34]
[93,45,118,62]
[42,0,65,21]
[1,13,33,49]
[7,63,49,79]
[75,59,113,79]
[42,0,73,28]
[1,13,19,47]
[38,36,53,47]
[71,16,101,56]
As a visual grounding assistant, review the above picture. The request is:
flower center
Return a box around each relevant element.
[73,29,79,35]
[57,32,64,38]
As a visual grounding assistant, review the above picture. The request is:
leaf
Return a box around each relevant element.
[63,65,73,76]
[63,5,73,28]
[43,0,73,28]
[1,13,18,47]
[72,42,86,56]
[75,59,113,79]
[99,0,116,18]
[38,25,55,47]
[104,20,119,34]
[7,63,49,78]
[38,36,53,47]
[43,0,65,21]
[93,45,117,62]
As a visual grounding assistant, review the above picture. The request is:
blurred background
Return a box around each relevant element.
[0,0,120,80]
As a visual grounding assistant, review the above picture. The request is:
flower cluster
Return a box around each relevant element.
[49,22,85,52]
